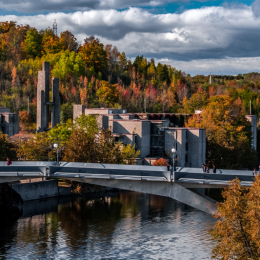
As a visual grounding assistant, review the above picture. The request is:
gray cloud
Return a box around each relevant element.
[1,4,260,75]
[252,0,260,17]
[0,0,207,13]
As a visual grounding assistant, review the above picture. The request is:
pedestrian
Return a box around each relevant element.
[213,165,216,174]
[253,168,256,176]
[206,166,209,173]
[202,164,205,173]
[6,157,12,166]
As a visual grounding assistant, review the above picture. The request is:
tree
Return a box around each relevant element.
[62,129,95,162]
[48,121,73,155]
[59,30,78,52]
[79,37,108,75]
[41,28,62,55]
[21,28,43,58]
[153,158,169,166]
[19,111,33,132]
[0,133,16,160]
[17,132,53,161]
[51,50,85,81]
[186,95,258,169]
[211,175,260,259]
[95,129,123,164]
[121,144,140,165]
[96,80,119,106]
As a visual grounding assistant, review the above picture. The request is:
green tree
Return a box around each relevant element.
[51,50,85,81]
[121,144,140,164]
[22,28,43,58]
[0,133,16,160]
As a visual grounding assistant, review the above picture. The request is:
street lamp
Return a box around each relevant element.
[171,148,176,182]
[54,143,59,165]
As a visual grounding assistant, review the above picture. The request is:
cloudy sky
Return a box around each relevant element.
[0,0,259,76]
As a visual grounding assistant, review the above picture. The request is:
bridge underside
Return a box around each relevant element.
[61,177,218,215]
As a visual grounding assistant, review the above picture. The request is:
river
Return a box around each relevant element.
[0,192,216,260]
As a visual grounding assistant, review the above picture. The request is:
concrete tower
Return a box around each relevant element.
[37,62,60,132]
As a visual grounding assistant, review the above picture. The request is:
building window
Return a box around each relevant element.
[186,143,188,151]
[175,142,177,151]
[185,154,188,163]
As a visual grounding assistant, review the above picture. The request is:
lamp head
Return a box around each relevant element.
[54,143,58,148]
[171,148,176,153]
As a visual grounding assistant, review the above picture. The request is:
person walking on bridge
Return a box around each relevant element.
[213,165,216,174]
[6,157,12,165]
[202,164,205,173]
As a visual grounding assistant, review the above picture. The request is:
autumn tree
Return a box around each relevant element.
[79,36,108,75]
[59,30,78,52]
[186,95,258,169]
[19,111,33,132]
[211,175,260,259]
[17,132,53,161]
[96,80,119,106]
[152,158,169,166]
[0,133,17,160]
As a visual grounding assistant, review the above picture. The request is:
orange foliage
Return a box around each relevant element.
[152,158,169,166]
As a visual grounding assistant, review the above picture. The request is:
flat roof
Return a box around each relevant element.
[109,119,150,122]
[166,127,205,130]
[112,133,134,136]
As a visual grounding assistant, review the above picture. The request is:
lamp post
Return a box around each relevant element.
[54,143,59,165]
[171,148,176,182]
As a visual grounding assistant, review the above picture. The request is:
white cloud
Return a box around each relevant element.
[1,4,260,75]
[159,57,260,76]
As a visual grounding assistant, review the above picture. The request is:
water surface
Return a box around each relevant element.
[0,192,216,259]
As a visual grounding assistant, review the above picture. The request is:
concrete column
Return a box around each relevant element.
[37,62,50,131]
[51,78,60,128]
[245,115,257,151]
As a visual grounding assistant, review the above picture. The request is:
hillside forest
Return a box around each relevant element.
[1,21,260,168]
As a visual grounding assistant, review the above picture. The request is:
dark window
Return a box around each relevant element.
[186,143,188,151]
[185,154,188,163]
[176,142,177,151]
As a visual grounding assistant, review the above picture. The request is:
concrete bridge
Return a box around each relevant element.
[0,162,255,215]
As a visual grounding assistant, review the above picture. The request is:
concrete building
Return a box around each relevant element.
[245,115,257,150]
[0,107,19,137]
[37,62,60,132]
[73,106,206,167]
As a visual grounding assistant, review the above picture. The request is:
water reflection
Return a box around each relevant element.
[0,192,216,260]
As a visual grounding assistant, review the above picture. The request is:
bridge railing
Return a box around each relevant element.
[173,172,254,182]
[50,166,171,181]
[0,166,47,176]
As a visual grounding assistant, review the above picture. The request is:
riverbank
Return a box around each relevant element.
[0,179,117,223]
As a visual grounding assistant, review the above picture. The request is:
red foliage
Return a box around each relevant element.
[152,158,169,166]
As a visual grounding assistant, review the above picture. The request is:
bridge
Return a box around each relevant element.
[0,161,255,215]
